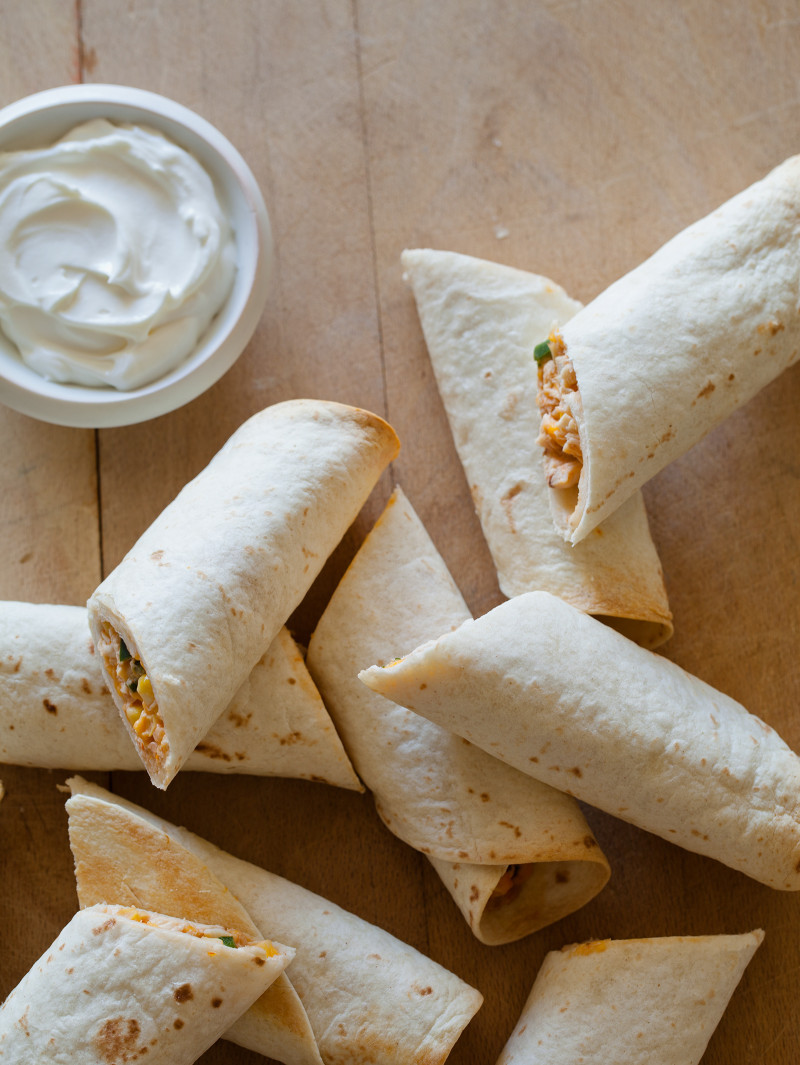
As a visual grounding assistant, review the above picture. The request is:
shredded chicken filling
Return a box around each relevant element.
[119,909,275,952]
[535,332,583,490]
[487,863,536,909]
[97,621,169,766]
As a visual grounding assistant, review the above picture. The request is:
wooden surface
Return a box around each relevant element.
[2,2,800,1061]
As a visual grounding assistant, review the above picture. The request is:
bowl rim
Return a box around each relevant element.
[0,83,272,428]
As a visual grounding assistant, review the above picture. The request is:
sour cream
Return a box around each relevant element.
[0,119,236,390]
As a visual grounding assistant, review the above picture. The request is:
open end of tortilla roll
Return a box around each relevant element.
[431,856,611,947]
[92,615,171,786]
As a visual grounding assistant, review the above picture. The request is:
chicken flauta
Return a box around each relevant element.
[96,621,169,769]
[535,332,583,490]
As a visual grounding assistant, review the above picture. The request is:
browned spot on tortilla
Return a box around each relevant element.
[583,836,597,849]
[43,698,57,715]
[555,870,569,883]
[469,885,480,902]
[81,678,93,695]
[212,997,223,1007]
[529,755,539,763]
[483,370,492,378]
[174,983,193,1003]
[728,373,735,380]
[569,767,582,777]
[500,483,523,533]
[697,380,715,399]
[227,709,252,728]
[93,1017,141,1062]
[279,731,303,746]
[458,850,470,859]
[87,641,96,655]
[254,956,266,966]
[195,743,232,762]
[499,820,522,838]
[45,668,55,679]
[150,550,164,561]
[480,792,490,802]
[319,950,327,958]
[758,319,784,335]
[173,1018,184,1029]
[413,985,434,996]
[92,918,116,935]
[549,765,560,772]
[287,676,297,685]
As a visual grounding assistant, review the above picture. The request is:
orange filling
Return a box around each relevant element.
[97,622,170,767]
[536,331,583,489]
[487,863,536,908]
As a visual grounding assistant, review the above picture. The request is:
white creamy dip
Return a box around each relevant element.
[0,119,236,390]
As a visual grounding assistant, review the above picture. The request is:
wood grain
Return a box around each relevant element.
[2,2,800,1063]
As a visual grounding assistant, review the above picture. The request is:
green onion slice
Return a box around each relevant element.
[533,340,552,365]
[119,638,132,663]
[218,935,237,949]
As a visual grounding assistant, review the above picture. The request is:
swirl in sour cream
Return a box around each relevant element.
[0,119,236,390]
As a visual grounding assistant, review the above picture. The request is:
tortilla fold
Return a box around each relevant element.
[66,777,484,1065]
[0,601,360,788]
[87,398,399,788]
[538,157,800,543]
[495,931,763,1065]
[401,248,671,648]
[359,591,800,889]
[0,903,292,1063]
[306,487,609,944]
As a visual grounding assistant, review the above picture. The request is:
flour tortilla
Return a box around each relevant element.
[306,488,609,944]
[360,591,800,889]
[0,601,359,788]
[66,777,483,1065]
[402,248,671,648]
[0,904,292,1064]
[495,931,763,1065]
[544,157,800,543]
[87,399,399,788]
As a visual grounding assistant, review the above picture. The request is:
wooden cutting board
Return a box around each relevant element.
[2,2,799,1062]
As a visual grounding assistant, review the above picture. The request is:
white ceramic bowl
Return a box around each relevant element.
[0,84,272,428]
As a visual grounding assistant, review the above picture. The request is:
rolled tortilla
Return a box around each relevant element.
[495,932,763,1065]
[87,399,399,788]
[534,157,800,543]
[359,591,800,889]
[0,903,292,1064]
[66,777,484,1065]
[0,601,360,788]
[401,248,671,648]
[306,487,609,944]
